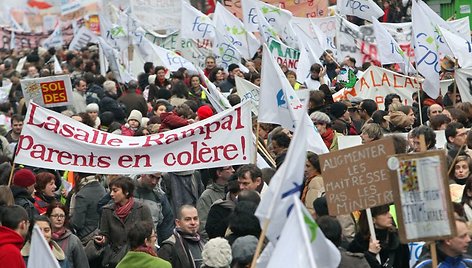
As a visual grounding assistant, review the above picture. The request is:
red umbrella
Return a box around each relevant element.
[27,0,53,9]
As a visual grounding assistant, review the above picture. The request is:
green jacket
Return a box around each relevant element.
[117,251,171,268]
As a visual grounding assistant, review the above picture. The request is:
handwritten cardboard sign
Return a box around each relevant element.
[388,151,455,243]
[320,137,395,216]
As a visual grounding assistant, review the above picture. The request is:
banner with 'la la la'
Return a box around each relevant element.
[15,101,255,174]
[21,75,73,108]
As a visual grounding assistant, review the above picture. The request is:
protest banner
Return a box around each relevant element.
[320,137,395,216]
[68,26,98,51]
[333,65,423,110]
[20,75,74,108]
[130,0,183,31]
[0,25,75,50]
[388,150,456,242]
[222,0,328,19]
[15,101,254,174]
[268,38,300,71]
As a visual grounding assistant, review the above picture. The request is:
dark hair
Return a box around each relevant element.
[237,190,261,205]
[10,114,24,124]
[410,125,436,149]
[358,205,395,239]
[271,131,291,149]
[171,82,189,98]
[445,122,465,142]
[384,94,402,111]
[309,90,325,109]
[236,164,262,183]
[307,152,321,173]
[209,67,224,83]
[360,99,378,117]
[0,205,28,230]
[227,94,241,107]
[391,135,409,154]
[462,178,472,205]
[447,107,469,126]
[371,110,388,126]
[46,202,70,228]
[74,78,86,88]
[316,216,342,246]
[35,172,56,192]
[228,201,261,237]
[143,62,154,73]
[127,221,154,249]
[109,176,135,198]
[310,63,322,73]
[430,114,451,130]
[313,196,329,217]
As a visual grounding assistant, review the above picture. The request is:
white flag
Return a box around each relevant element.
[293,24,322,81]
[412,0,440,99]
[10,30,15,50]
[181,1,215,40]
[197,67,232,112]
[438,26,472,69]
[213,2,260,59]
[28,225,61,268]
[147,38,198,73]
[372,16,414,74]
[97,37,134,83]
[213,28,245,71]
[255,107,308,242]
[455,68,472,103]
[68,27,98,51]
[42,23,63,49]
[266,196,341,268]
[241,0,260,32]
[52,55,63,74]
[337,0,384,21]
[256,8,281,44]
[258,43,328,153]
[235,76,260,116]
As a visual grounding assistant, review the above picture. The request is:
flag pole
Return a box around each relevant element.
[366,208,381,263]
[254,122,261,164]
[7,162,16,186]
[453,58,458,106]
[250,218,270,268]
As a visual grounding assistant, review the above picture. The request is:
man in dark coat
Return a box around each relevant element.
[117,80,148,117]
[10,169,39,221]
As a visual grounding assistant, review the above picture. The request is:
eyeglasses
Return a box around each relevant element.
[51,214,65,219]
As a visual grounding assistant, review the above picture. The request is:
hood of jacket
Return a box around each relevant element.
[0,226,24,250]
[21,240,66,261]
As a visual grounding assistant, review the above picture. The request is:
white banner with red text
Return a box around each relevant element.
[333,66,423,110]
[15,101,255,174]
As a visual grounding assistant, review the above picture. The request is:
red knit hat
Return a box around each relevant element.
[197,105,214,120]
[13,169,36,188]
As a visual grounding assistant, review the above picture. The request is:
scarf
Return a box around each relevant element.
[115,197,135,221]
[175,228,201,242]
[134,245,157,257]
[36,192,56,204]
[321,128,335,149]
[52,227,67,240]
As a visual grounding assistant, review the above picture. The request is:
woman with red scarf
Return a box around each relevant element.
[96,176,152,268]
[310,111,342,151]
[46,202,89,268]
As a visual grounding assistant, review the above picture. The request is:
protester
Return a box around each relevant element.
[302,152,324,214]
[360,123,384,144]
[236,164,267,196]
[159,205,205,268]
[11,168,39,221]
[46,202,89,268]
[348,205,409,268]
[201,237,232,268]
[97,176,152,268]
[33,171,58,215]
[450,156,472,185]
[0,205,29,268]
[414,217,472,267]
[311,111,342,150]
[22,215,69,267]
[116,221,171,268]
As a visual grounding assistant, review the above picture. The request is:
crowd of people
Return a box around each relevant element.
[0,9,471,267]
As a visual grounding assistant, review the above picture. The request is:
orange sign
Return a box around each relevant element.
[41,80,68,105]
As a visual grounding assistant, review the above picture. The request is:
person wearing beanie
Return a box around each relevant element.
[201,238,232,268]
[330,101,357,136]
[86,103,101,129]
[11,169,39,221]
[310,111,342,151]
[120,110,143,136]
[231,235,258,268]
[197,105,214,121]
[219,64,243,93]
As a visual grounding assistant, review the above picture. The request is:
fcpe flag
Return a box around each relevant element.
[337,0,384,21]
[372,17,415,74]
[258,44,328,153]
[266,196,341,268]
[438,26,472,69]
[181,1,215,40]
[28,225,61,268]
[412,0,440,99]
